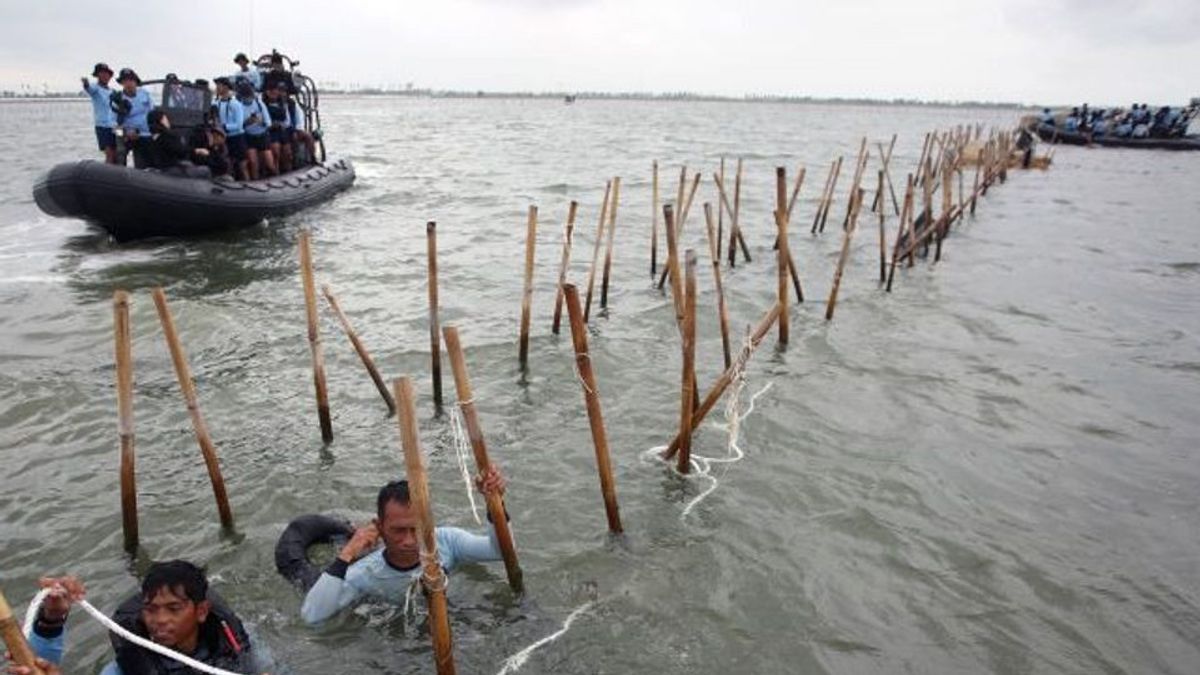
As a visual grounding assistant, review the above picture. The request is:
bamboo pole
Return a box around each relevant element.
[426,222,444,409]
[322,284,395,414]
[878,134,901,215]
[711,172,752,265]
[729,158,743,265]
[519,205,538,366]
[657,172,700,289]
[600,178,621,308]
[818,155,844,233]
[812,158,837,234]
[886,173,915,292]
[650,161,659,276]
[299,230,334,441]
[152,288,234,529]
[113,290,138,552]
[662,302,780,460]
[716,157,725,260]
[775,167,790,344]
[970,148,982,215]
[935,161,952,262]
[663,204,685,325]
[0,589,45,675]
[552,201,579,335]
[677,250,697,474]
[442,326,523,593]
[583,181,612,323]
[703,204,732,370]
[825,188,863,321]
[877,169,887,283]
[562,284,622,534]
[394,376,456,675]
[841,137,869,230]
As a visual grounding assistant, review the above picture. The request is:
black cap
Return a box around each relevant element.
[117,68,141,85]
[194,78,209,87]
[92,62,113,77]
[165,72,178,82]
[234,52,249,64]
[213,76,232,87]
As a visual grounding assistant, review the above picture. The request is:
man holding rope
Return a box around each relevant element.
[8,560,271,675]
[300,466,510,624]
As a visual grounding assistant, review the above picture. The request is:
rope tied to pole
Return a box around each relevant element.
[22,588,243,675]
[448,402,484,525]
[571,353,596,395]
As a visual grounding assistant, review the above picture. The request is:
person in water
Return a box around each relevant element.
[300,466,510,624]
[115,68,154,169]
[238,80,276,179]
[9,560,270,675]
[81,63,118,164]
[212,77,248,180]
[232,52,263,92]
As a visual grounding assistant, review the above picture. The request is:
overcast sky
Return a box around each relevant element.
[2,0,1196,104]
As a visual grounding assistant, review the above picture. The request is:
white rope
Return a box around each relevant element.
[22,588,242,675]
[494,601,594,675]
[448,402,483,525]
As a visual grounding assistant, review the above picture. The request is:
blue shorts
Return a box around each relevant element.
[226,134,248,161]
[95,126,116,150]
[269,127,289,145]
[247,133,270,152]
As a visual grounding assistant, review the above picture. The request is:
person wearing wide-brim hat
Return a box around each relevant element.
[232,51,263,91]
[81,62,118,164]
[115,68,155,168]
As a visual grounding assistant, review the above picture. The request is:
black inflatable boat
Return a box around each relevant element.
[1030,123,1200,151]
[33,158,356,240]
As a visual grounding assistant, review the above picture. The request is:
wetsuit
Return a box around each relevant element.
[300,525,504,624]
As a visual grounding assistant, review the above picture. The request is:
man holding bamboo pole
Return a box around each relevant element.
[299,465,514,624]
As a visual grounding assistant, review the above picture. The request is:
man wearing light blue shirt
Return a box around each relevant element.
[80,62,118,164]
[300,467,510,625]
[212,77,248,180]
[238,80,276,179]
[232,52,263,91]
[115,68,154,168]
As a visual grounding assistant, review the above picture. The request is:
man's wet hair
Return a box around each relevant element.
[141,560,208,604]
[376,480,411,519]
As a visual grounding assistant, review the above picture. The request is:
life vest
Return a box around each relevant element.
[109,590,256,675]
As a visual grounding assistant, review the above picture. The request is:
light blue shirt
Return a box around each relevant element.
[300,525,504,625]
[120,88,154,136]
[84,82,116,128]
[232,67,263,91]
[240,96,271,136]
[213,95,245,136]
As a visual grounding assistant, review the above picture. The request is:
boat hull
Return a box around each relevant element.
[33,158,356,240]
[1032,124,1200,151]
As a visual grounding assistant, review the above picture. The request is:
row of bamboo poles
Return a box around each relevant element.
[3,123,1042,675]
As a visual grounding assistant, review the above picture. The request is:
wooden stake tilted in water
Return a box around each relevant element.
[152,288,234,529]
[322,284,395,414]
[818,155,844,233]
[0,588,44,675]
[600,178,621,308]
[841,137,869,230]
[935,160,952,263]
[583,180,611,323]
[970,147,983,214]
[657,172,701,290]
[563,284,622,534]
[703,203,732,370]
[426,222,444,409]
[711,171,752,267]
[552,201,579,335]
[299,230,334,441]
[651,161,659,276]
[877,169,887,283]
[662,302,780,461]
[677,250,698,474]
[812,158,838,234]
[825,189,863,321]
[662,204,685,327]
[886,173,916,292]
[113,290,138,552]
[394,376,456,675]
[717,157,725,260]
[775,167,790,344]
[442,326,524,593]
[731,158,751,264]
[877,134,901,216]
[519,205,538,367]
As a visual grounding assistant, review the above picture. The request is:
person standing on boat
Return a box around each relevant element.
[81,63,118,164]
[264,83,294,173]
[237,80,276,179]
[1039,107,1055,127]
[116,68,154,169]
[298,467,510,625]
[232,52,263,91]
[7,561,273,675]
[212,77,249,180]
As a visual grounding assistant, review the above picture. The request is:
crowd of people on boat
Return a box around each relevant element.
[1038,102,1196,139]
[7,468,511,674]
[81,52,319,181]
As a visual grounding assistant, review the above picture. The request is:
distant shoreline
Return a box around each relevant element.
[0,89,1032,109]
